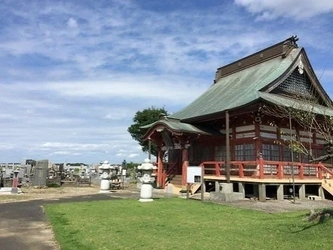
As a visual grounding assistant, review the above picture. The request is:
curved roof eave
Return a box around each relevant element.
[141,118,214,140]
[259,92,333,116]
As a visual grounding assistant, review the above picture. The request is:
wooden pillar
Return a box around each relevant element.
[254,121,261,160]
[215,163,220,177]
[299,164,304,179]
[157,149,163,188]
[181,147,189,187]
[317,163,323,179]
[258,154,264,179]
[226,110,231,183]
[277,164,283,179]
[238,164,244,178]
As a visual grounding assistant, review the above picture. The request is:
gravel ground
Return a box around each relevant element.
[224,199,333,213]
[189,193,333,213]
[1,185,333,213]
[0,185,101,203]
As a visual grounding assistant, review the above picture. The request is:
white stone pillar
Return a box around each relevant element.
[258,184,266,202]
[299,184,306,200]
[318,186,325,199]
[277,184,284,201]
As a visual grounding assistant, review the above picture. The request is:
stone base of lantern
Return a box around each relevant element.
[139,198,153,202]
[99,190,110,193]
[0,187,22,194]
[139,183,153,202]
[99,179,110,193]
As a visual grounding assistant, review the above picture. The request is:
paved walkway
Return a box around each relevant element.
[0,192,141,250]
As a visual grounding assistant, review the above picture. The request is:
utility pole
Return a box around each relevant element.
[289,113,296,203]
[226,111,231,183]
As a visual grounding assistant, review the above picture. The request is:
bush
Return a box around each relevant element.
[47,183,61,188]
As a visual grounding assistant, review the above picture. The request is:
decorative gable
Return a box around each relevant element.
[268,53,328,106]
[271,68,314,99]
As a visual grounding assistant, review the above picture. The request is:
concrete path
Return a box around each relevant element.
[0,194,126,250]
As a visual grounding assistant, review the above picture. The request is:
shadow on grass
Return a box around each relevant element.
[291,208,333,233]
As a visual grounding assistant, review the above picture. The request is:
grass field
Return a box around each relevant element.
[44,198,333,250]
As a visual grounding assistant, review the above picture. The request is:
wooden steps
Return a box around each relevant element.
[165,175,182,194]
[322,178,333,196]
[165,175,202,195]
[190,183,202,194]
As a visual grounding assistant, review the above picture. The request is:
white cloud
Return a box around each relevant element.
[0,0,332,164]
[67,17,78,28]
[234,0,333,20]
[0,144,16,150]
[128,153,139,159]
[51,151,74,155]
[43,78,208,105]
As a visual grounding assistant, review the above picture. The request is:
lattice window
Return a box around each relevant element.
[282,145,299,162]
[262,144,279,161]
[192,144,213,163]
[301,152,311,163]
[202,146,213,161]
[214,145,226,161]
[235,143,255,161]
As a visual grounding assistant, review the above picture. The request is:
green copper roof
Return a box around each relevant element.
[259,92,333,116]
[141,117,215,135]
[170,48,302,121]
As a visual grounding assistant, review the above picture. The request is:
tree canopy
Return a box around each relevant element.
[128,106,168,157]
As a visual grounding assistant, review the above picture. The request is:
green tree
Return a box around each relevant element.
[128,106,168,157]
[126,161,139,169]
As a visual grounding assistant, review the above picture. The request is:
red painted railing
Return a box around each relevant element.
[199,160,333,180]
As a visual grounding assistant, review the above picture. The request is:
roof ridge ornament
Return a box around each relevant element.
[290,35,299,47]
[282,35,299,58]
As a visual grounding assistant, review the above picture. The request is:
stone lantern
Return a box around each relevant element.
[138,158,157,202]
[99,161,111,193]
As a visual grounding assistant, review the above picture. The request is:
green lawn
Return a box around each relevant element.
[44,198,332,250]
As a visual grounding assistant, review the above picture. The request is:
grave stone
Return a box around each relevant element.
[31,160,48,187]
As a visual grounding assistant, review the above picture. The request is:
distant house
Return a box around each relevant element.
[142,36,333,201]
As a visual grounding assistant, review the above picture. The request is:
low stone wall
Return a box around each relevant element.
[210,191,245,202]
[61,180,78,187]
[46,177,62,186]
[77,178,91,187]
[2,179,12,187]
[1,178,23,187]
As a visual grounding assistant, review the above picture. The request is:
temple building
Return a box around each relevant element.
[142,36,333,201]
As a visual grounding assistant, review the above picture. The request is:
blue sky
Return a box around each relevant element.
[1,0,333,164]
